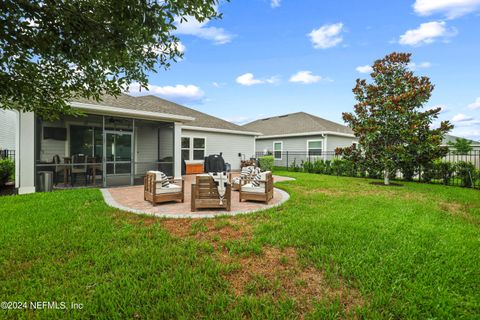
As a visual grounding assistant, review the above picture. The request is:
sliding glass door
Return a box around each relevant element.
[105,131,133,186]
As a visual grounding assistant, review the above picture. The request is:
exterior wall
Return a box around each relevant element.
[255,134,357,154]
[38,120,67,162]
[256,135,325,154]
[0,109,17,150]
[325,135,357,151]
[181,129,255,171]
[135,124,159,174]
[18,112,36,194]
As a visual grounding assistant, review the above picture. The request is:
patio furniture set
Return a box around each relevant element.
[144,165,274,212]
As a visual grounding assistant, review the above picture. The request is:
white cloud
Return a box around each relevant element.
[399,21,456,46]
[356,65,373,74]
[175,16,232,44]
[413,0,480,19]
[408,61,432,70]
[271,0,281,8]
[468,97,480,110]
[308,23,344,49]
[127,83,205,104]
[212,82,225,88]
[235,73,278,86]
[452,113,474,122]
[289,71,322,84]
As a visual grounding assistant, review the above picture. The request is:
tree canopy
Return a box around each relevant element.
[340,52,453,185]
[448,138,473,154]
[1,0,222,119]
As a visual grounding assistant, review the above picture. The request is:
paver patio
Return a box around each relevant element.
[101,174,292,218]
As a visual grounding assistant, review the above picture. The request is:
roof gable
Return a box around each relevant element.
[242,112,353,136]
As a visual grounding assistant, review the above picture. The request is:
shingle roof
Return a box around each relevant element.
[71,94,255,133]
[242,112,353,136]
[443,134,480,145]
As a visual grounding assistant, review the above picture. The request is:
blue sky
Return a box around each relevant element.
[130,0,480,140]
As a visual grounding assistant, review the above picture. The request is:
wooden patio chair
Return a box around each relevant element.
[239,171,274,204]
[144,171,184,205]
[191,174,231,211]
[231,166,258,191]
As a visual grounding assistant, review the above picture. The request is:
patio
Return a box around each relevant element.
[101,174,293,218]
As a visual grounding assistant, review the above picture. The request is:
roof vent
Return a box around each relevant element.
[262,118,271,121]
[279,115,289,118]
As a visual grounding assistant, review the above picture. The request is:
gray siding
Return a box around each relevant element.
[256,135,325,154]
[39,121,67,162]
[255,134,357,154]
[135,125,159,174]
[181,129,255,170]
[0,110,17,150]
[325,135,357,151]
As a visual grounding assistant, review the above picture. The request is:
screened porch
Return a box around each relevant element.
[35,113,175,188]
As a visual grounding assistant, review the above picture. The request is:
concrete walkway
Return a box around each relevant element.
[101,175,294,219]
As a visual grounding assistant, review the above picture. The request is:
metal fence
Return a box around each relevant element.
[0,149,15,161]
[256,150,480,189]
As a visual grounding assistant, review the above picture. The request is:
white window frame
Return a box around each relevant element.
[181,136,207,163]
[306,139,323,157]
[273,141,283,160]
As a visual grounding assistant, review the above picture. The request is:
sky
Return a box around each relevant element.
[129,0,480,141]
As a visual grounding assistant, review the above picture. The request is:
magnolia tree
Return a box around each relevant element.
[1,0,223,119]
[340,52,452,185]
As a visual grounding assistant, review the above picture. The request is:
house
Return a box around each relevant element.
[442,134,480,151]
[11,94,259,194]
[0,109,16,150]
[242,112,357,166]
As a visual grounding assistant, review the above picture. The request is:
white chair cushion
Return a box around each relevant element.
[156,183,181,194]
[241,183,265,193]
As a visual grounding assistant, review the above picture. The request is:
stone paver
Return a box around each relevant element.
[101,174,293,218]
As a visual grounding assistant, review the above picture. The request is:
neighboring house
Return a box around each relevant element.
[442,134,480,151]
[0,109,17,150]
[14,94,259,194]
[242,112,357,166]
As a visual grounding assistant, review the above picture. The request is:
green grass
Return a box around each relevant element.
[1,173,479,319]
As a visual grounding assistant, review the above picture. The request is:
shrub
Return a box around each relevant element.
[258,156,274,172]
[434,160,455,185]
[302,160,315,173]
[455,161,477,188]
[0,158,15,187]
[421,164,435,183]
[290,159,302,172]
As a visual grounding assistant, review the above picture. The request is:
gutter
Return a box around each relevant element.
[256,131,356,139]
[69,101,195,122]
[182,125,262,136]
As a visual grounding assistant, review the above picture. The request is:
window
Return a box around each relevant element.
[182,137,206,161]
[193,138,206,160]
[273,141,283,160]
[307,140,322,156]
[181,137,190,161]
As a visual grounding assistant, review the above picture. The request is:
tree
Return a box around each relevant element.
[1,0,222,119]
[448,138,473,154]
[341,52,453,185]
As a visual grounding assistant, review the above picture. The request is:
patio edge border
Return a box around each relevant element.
[100,187,290,219]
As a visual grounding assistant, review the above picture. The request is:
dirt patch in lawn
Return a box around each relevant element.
[369,181,403,187]
[438,201,478,224]
[161,217,365,317]
[221,246,364,316]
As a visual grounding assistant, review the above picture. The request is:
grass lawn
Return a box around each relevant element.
[1,172,479,319]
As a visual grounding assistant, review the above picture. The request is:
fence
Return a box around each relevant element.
[256,150,480,189]
[256,151,339,170]
[0,149,15,161]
